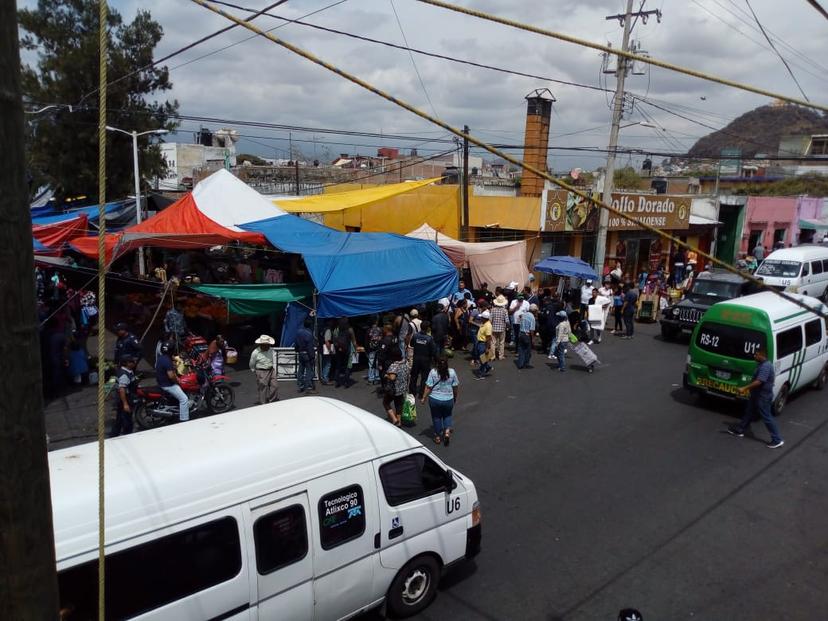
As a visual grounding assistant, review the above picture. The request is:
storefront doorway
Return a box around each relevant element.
[714,204,741,264]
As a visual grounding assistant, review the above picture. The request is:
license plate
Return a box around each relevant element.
[714,369,731,380]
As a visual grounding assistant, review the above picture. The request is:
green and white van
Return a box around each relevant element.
[684,291,828,414]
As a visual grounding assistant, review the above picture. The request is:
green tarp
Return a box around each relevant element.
[189,282,313,316]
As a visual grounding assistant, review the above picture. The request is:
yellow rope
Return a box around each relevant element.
[96,1,108,618]
[189,0,828,321]
[416,0,828,114]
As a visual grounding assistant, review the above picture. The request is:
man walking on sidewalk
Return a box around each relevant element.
[727,345,784,448]
[250,334,279,404]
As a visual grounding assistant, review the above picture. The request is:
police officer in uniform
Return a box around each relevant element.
[111,355,138,436]
[114,322,143,366]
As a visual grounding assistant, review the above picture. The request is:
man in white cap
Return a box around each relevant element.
[249,334,279,404]
[580,278,594,317]
[409,308,422,333]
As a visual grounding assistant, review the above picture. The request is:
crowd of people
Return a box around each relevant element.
[264,276,648,444]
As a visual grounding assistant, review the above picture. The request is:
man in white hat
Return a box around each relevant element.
[580,278,594,317]
[249,334,279,404]
[490,294,509,360]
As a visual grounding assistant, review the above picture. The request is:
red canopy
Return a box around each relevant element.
[70,192,267,263]
[33,213,89,248]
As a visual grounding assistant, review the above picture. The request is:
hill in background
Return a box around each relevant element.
[687,104,828,158]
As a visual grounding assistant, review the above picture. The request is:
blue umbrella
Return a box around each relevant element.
[534,256,598,281]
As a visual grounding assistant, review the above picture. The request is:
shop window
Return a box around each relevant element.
[379,454,452,507]
[254,505,308,574]
[773,229,786,245]
[776,327,803,359]
[58,517,242,619]
[805,320,822,346]
[318,485,366,550]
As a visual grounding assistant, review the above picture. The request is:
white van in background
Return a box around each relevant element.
[51,398,481,620]
[755,246,828,301]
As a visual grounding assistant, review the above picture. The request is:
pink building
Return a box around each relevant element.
[740,196,824,254]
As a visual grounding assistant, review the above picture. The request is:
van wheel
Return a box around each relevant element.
[773,385,790,416]
[386,555,440,618]
[813,366,828,390]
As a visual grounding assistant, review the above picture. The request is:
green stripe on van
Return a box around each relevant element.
[774,310,810,324]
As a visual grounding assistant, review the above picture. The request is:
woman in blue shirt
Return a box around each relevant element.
[421,356,459,446]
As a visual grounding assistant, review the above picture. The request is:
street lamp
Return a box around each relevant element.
[105,125,168,276]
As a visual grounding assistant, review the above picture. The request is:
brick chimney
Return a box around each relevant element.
[519,89,555,197]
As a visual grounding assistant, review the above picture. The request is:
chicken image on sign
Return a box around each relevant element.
[545,189,598,232]
[607,193,690,231]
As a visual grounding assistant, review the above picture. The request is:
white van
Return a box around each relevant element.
[755,246,828,300]
[685,292,828,414]
[51,398,481,620]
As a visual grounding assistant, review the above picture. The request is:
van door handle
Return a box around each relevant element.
[374,532,381,549]
[388,526,404,539]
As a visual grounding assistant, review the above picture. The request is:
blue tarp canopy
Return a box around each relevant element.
[534,256,598,281]
[242,215,458,317]
[31,199,137,231]
[33,237,51,252]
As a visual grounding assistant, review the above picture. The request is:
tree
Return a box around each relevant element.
[613,166,644,190]
[19,0,179,202]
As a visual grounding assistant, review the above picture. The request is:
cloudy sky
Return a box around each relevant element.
[19,0,828,170]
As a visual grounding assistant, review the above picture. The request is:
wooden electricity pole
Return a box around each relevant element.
[0,0,60,617]
[462,124,470,241]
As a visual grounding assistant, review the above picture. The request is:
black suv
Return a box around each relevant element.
[660,269,749,341]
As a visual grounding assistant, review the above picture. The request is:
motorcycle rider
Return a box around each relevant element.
[114,322,142,366]
[155,341,189,423]
[111,355,138,437]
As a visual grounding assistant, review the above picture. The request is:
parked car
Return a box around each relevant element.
[660,269,749,341]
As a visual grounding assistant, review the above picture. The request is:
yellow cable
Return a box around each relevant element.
[189,0,828,321]
[416,0,828,114]
[96,0,108,618]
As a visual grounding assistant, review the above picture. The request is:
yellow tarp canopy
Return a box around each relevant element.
[273,177,442,213]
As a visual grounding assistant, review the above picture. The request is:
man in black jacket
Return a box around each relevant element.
[409,321,437,398]
[430,303,450,353]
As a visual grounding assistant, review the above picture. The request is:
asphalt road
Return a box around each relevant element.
[45,321,828,620]
[356,322,828,621]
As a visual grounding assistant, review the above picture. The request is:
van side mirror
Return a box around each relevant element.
[443,469,455,492]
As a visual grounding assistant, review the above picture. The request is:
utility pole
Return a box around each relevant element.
[0,0,60,616]
[593,0,661,273]
[294,159,300,196]
[462,124,470,241]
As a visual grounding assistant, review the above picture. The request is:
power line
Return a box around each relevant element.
[76,0,292,107]
[165,0,349,74]
[389,0,438,118]
[689,0,828,82]
[804,0,828,21]
[75,0,347,107]
[714,0,828,76]
[743,0,810,102]
[414,0,828,113]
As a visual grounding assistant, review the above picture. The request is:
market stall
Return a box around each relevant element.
[406,223,528,289]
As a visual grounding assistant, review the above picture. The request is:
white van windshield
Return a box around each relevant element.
[756,260,801,278]
[696,321,766,360]
[689,279,743,300]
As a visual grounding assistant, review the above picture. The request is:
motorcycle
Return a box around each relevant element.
[134,360,235,429]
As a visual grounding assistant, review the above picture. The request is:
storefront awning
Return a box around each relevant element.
[689,214,721,226]
[189,282,314,316]
[272,177,441,213]
[799,218,828,230]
